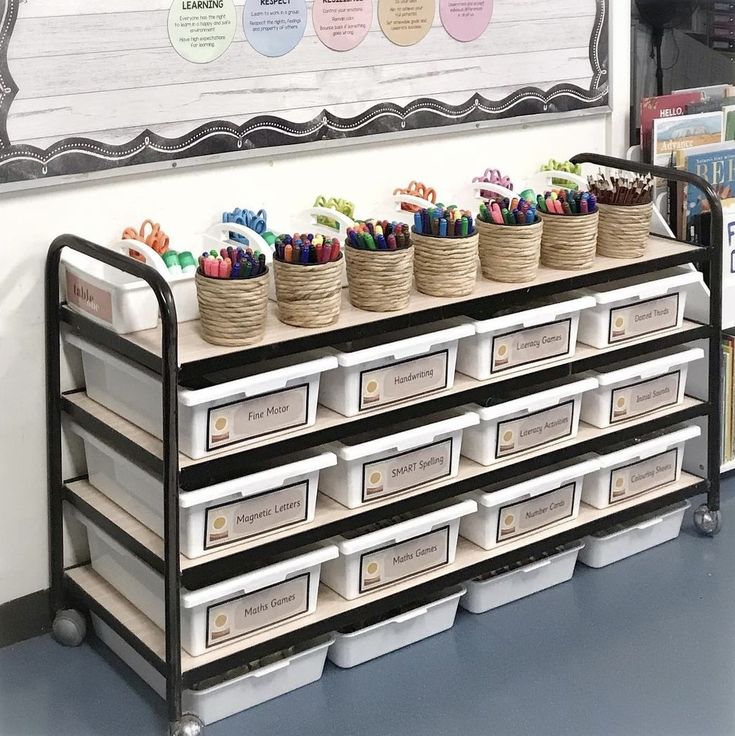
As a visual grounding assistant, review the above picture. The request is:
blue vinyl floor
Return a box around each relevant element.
[1,487,734,736]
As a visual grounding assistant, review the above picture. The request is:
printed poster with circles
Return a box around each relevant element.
[0,0,609,188]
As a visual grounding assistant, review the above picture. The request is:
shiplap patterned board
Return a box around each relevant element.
[0,0,609,188]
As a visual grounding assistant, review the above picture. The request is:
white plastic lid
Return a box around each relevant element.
[328,321,475,366]
[179,452,337,508]
[468,458,600,508]
[465,296,595,334]
[330,411,479,461]
[181,544,338,608]
[577,268,702,305]
[469,377,598,422]
[595,425,701,468]
[591,348,704,386]
[333,500,477,555]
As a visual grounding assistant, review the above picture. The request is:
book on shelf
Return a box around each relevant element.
[723,335,735,464]
[640,92,706,163]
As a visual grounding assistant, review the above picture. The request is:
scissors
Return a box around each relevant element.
[223,208,268,245]
[122,219,170,261]
[393,181,437,212]
[472,169,514,199]
[314,195,355,229]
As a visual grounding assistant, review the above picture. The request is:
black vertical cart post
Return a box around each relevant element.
[46,156,723,736]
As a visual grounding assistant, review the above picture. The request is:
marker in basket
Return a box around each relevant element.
[412,206,475,238]
[198,246,267,279]
[587,172,654,206]
[535,189,598,216]
[478,196,538,226]
[346,221,411,250]
[274,233,342,264]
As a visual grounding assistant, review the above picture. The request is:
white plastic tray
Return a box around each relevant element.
[328,587,464,668]
[321,499,477,600]
[70,421,336,558]
[584,425,700,509]
[318,320,475,417]
[455,296,595,381]
[67,333,337,459]
[460,378,598,467]
[75,508,337,656]
[575,268,701,349]
[460,541,584,613]
[578,500,690,568]
[580,348,703,429]
[459,459,598,550]
[318,411,479,509]
[92,614,332,725]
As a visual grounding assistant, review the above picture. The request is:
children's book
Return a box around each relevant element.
[640,92,705,162]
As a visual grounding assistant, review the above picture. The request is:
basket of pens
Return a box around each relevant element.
[538,189,599,271]
[411,206,478,298]
[273,233,343,327]
[195,245,269,347]
[344,220,413,312]
[588,173,654,259]
[476,196,542,283]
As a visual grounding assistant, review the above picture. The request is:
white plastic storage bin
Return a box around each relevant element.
[91,614,332,725]
[578,500,690,568]
[328,586,464,668]
[575,268,701,349]
[460,541,584,613]
[583,425,700,509]
[455,296,595,381]
[61,240,199,334]
[318,411,479,509]
[459,458,598,550]
[580,348,704,429]
[321,499,477,600]
[66,333,337,459]
[460,377,598,467]
[69,422,336,558]
[318,321,475,417]
[74,509,337,656]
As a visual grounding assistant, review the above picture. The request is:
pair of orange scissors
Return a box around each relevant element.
[122,220,170,261]
[393,181,437,212]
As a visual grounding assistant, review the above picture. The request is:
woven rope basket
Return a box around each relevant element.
[596,202,653,259]
[539,211,599,271]
[195,270,268,347]
[476,219,542,283]
[412,231,478,298]
[345,246,414,312]
[273,257,342,327]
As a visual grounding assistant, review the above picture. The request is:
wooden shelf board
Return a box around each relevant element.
[120,237,701,365]
[66,471,703,672]
[63,317,706,467]
[66,397,707,570]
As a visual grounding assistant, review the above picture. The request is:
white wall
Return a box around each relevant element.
[0,0,631,606]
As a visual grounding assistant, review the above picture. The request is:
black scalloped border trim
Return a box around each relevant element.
[0,0,608,186]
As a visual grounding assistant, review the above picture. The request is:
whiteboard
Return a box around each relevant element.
[0,0,609,189]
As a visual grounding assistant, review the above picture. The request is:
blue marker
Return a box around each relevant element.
[414,212,423,234]
[439,218,447,237]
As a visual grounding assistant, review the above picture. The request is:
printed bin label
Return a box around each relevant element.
[491,319,572,373]
[362,438,453,502]
[207,384,309,450]
[66,271,113,324]
[495,400,575,459]
[497,482,576,542]
[359,350,449,411]
[609,448,678,503]
[359,526,450,593]
[204,481,309,549]
[206,573,310,648]
[608,293,680,344]
[609,371,680,424]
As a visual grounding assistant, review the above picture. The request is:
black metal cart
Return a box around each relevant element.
[45,155,723,736]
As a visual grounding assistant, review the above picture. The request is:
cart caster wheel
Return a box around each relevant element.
[52,609,87,647]
[694,504,722,537]
[170,714,204,736]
